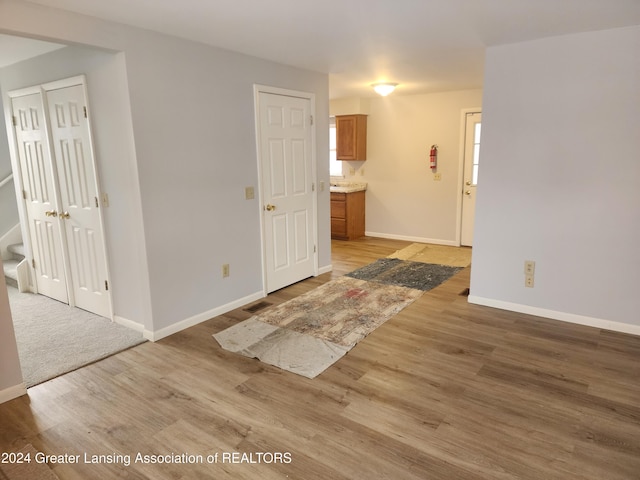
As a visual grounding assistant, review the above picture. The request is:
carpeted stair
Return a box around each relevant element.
[3,243,25,288]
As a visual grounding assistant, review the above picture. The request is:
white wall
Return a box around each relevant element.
[122,29,330,332]
[0,104,19,237]
[470,26,640,333]
[0,0,330,342]
[0,256,25,403]
[332,89,482,244]
[0,46,153,330]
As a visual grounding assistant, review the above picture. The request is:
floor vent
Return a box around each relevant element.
[243,301,273,313]
[459,288,470,297]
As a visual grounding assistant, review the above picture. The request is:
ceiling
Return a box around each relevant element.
[4,0,640,98]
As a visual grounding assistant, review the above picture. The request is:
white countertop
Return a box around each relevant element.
[329,181,367,193]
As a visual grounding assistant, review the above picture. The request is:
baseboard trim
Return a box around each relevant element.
[144,290,265,342]
[0,383,27,404]
[317,264,332,275]
[365,231,458,247]
[468,295,640,336]
[113,315,145,333]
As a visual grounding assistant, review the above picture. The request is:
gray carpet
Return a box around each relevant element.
[7,286,145,387]
[345,258,462,291]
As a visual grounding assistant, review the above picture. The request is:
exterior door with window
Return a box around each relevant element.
[257,90,316,293]
[461,112,481,246]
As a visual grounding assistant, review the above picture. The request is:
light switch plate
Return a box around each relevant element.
[524,260,535,275]
[245,186,255,200]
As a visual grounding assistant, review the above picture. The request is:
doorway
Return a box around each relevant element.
[8,76,112,318]
[254,86,318,293]
[460,111,482,247]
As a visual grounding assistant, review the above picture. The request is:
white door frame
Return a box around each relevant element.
[5,75,114,319]
[455,107,482,246]
[253,84,318,295]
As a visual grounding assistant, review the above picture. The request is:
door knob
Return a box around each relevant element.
[466,181,472,186]
[465,190,471,196]
[45,210,58,217]
[265,204,276,211]
[60,211,71,219]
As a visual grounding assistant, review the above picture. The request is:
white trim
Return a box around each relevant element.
[365,231,458,247]
[0,383,27,404]
[6,86,41,98]
[143,290,264,342]
[0,173,13,189]
[113,315,145,333]
[456,108,482,247]
[317,264,332,276]
[0,223,22,260]
[41,75,85,92]
[468,295,640,337]
[253,84,319,295]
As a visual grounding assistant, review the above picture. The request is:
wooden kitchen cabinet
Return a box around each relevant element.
[331,190,365,240]
[336,114,367,161]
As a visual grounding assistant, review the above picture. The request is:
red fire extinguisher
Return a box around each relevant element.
[430,145,438,170]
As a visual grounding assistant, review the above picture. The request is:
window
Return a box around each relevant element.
[329,117,342,176]
[472,122,481,185]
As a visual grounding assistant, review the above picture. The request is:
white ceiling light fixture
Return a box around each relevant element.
[372,82,398,96]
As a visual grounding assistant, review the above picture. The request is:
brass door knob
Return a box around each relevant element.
[60,211,71,219]
[466,181,472,186]
[465,190,471,196]
[45,210,58,217]
[265,204,276,211]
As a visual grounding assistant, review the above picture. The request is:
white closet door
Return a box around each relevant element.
[11,92,69,303]
[46,84,111,317]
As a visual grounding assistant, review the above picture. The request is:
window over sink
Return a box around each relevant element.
[329,117,342,176]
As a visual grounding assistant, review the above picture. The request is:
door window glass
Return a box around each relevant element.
[472,123,481,185]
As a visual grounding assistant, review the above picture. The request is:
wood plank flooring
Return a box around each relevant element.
[1,237,639,479]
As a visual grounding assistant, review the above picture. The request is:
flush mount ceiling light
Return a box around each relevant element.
[372,82,398,96]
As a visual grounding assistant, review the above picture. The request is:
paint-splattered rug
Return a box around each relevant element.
[213,260,461,378]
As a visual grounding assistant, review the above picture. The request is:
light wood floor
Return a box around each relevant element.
[1,237,640,479]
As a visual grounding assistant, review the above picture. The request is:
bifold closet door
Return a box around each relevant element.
[46,84,111,318]
[11,92,69,304]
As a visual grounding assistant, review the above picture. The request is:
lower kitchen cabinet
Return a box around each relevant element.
[331,190,365,240]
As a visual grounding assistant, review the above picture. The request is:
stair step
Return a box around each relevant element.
[3,258,20,288]
[7,243,25,259]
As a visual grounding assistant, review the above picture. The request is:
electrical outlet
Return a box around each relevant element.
[524,260,535,275]
[349,167,356,176]
[245,186,254,200]
[360,168,365,176]
[433,173,442,181]
[222,264,230,278]
[525,274,534,288]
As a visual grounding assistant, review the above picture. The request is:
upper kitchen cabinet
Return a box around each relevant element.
[336,114,367,161]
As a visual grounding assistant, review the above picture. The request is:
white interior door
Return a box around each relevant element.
[461,112,482,246]
[45,83,111,317]
[258,91,316,293]
[11,92,69,303]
